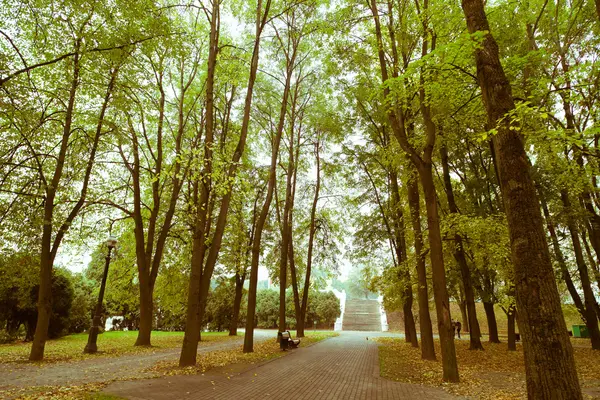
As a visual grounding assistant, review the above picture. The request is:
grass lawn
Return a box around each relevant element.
[0,330,233,364]
[377,337,600,399]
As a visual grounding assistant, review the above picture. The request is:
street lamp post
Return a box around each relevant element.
[84,236,117,354]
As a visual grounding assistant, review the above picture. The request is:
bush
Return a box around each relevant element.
[0,252,81,340]
[256,289,279,328]
[254,289,341,329]
[205,279,236,332]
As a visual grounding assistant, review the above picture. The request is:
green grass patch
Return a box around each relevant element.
[0,331,232,364]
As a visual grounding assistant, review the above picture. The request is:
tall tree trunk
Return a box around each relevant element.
[298,141,322,338]
[244,99,287,351]
[179,0,220,366]
[483,301,500,343]
[30,46,81,362]
[288,240,302,331]
[134,54,189,347]
[370,0,458,377]
[414,11,459,374]
[278,159,293,335]
[390,171,418,347]
[183,0,272,361]
[278,85,300,336]
[370,0,442,365]
[402,298,418,346]
[136,279,154,346]
[244,28,295,353]
[580,229,600,293]
[407,173,436,360]
[31,51,116,360]
[440,144,483,350]
[419,163,459,381]
[30,255,53,361]
[458,286,470,333]
[229,272,245,336]
[539,189,587,318]
[287,110,303,334]
[133,64,167,348]
[461,0,582,396]
[561,191,600,350]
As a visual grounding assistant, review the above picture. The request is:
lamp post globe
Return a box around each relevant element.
[107,236,117,249]
[84,236,116,354]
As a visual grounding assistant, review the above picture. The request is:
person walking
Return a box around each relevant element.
[451,320,457,338]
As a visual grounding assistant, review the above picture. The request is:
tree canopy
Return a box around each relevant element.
[1,0,599,396]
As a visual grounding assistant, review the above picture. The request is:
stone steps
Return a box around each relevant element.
[342,299,381,331]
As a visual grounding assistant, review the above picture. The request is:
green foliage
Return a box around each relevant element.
[0,251,88,341]
[1,0,599,362]
[346,267,378,300]
[255,289,280,329]
[310,291,341,328]
[205,279,245,332]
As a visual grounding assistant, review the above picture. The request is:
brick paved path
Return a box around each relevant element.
[104,331,458,399]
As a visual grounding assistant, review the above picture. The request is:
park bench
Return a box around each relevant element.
[278,330,301,350]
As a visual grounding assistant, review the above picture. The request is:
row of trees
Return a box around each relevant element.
[0,0,341,369]
[2,0,599,397]
[335,0,598,396]
[0,247,340,339]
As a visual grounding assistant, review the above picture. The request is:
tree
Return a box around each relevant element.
[460,0,583,396]
[368,0,459,382]
[244,0,304,353]
[110,35,198,347]
[181,0,274,364]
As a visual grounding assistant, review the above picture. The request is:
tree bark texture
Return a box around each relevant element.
[407,172,436,360]
[539,189,587,318]
[31,52,116,360]
[418,163,459,382]
[390,171,418,348]
[461,0,582,396]
[440,144,483,350]
[483,301,500,343]
[297,141,322,338]
[507,305,517,351]
[229,272,245,336]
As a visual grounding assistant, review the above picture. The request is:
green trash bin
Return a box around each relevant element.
[572,325,589,338]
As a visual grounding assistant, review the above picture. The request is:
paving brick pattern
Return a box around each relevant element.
[105,331,458,400]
